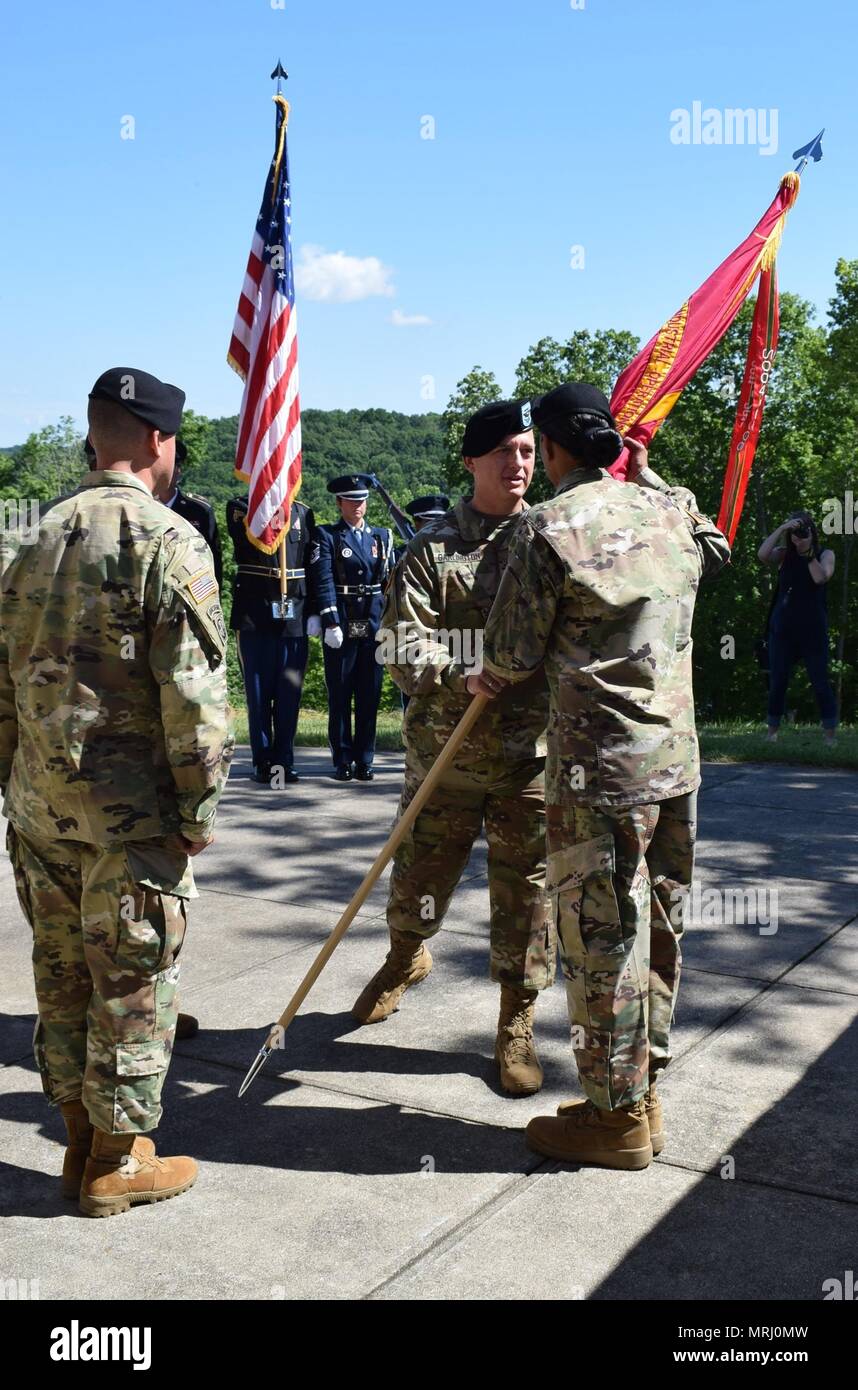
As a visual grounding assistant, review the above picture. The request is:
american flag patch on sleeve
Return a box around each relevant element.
[187,570,218,605]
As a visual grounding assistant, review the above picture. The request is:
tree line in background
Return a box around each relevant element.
[3,256,856,723]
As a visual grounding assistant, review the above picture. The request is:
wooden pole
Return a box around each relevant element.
[239,692,489,1094]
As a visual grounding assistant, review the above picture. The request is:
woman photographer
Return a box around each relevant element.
[758,510,837,743]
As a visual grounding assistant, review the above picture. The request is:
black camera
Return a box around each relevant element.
[792,522,811,540]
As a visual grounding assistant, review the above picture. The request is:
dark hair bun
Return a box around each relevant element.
[580,425,624,467]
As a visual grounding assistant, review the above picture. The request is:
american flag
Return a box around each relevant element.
[227,95,301,554]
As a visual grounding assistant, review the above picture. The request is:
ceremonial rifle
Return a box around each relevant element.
[365,473,415,544]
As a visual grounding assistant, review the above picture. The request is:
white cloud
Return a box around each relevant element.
[390,308,433,327]
[294,244,395,303]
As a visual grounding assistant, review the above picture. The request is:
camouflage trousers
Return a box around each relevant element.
[388,757,555,990]
[6,824,194,1134]
[546,792,697,1110]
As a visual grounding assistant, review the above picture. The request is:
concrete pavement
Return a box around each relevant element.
[1,750,857,1300]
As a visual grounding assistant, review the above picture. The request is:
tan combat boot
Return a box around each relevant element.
[495,985,543,1095]
[643,1084,664,1155]
[351,929,433,1024]
[557,1084,664,1155]
[528,1099,653,1171]
[60,1100,157,1200]
[79,1130,198,1218]
[59,1098,93,1200]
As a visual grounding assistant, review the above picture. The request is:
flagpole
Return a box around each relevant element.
[271,60,291,615]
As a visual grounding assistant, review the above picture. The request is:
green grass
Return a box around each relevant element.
[229,708,858,769]
[697,722,858,770]
[230,707,405,751]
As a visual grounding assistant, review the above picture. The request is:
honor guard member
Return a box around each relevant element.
[481,383,730,1168]
[312,474,394,781]
[0,367,233,1215]
[162,441,223,589]
[226,495,320,785]
[391,495,450,568]
[352,402,554,1096]
[406,493,450,533]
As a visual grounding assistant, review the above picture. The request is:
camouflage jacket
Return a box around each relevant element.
[0,470,234,843]
[379,499,549,774]
[481,467,731,807]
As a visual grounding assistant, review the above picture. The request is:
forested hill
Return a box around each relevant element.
[0,407,449,528]
[178,408,447,525]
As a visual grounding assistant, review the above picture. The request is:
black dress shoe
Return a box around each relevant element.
[251,763,272,785]
[333,765,353,781]
[272,767,300,784]
[354,764,374,781]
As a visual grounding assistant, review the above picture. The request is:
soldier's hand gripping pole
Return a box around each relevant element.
[238,693,490,1095]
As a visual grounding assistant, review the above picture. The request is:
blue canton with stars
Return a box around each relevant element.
[257,103,295,304]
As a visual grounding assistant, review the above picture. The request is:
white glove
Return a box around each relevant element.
[306,615,322,638]
[324,626,344,649]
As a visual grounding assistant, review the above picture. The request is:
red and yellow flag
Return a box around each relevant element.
[608,171,800,538]
[717,265,780,543]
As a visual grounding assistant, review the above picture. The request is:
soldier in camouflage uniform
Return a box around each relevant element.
[0,367,233,1216]
[352,400,555,1096]
[481,383,730,1166]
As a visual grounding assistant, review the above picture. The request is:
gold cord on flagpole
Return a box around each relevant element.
[271,95,290,191]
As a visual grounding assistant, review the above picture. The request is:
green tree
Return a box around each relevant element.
[13,417,87,502]
[514,328,641,502]
[441,366,502,495]
[514,328,641,399]
[815,258,858,717]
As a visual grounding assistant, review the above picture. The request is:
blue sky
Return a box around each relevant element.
[1,0,854,444]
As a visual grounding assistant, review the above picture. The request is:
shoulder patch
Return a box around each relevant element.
[187,569,218,605]
[205,599,228,646]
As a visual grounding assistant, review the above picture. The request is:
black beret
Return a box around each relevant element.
[88,367,185,435]
[462,399,533,458]
[327,473,372,500]
[531,382,614,427]
[531,382,623,466]
[406,494,450,519]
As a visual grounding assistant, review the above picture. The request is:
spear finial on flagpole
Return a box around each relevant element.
[792,128,824,176]
[271,59,289,95]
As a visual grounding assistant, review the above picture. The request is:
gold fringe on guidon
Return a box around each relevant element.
[758,171,801,274]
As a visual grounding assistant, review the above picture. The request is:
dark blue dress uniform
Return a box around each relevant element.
[227,496,318,782]
[312,481,394,776]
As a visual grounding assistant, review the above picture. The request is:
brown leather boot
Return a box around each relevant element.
[351,929,432,1024]
[528,1099,653,1170]
[557,1085,665,1155]
[79,1129,198,1218]
[60,1101,157,1200]
[643,1084,664,1155]
[175,1012,199,1041]
[495,985,543,1095]
[59,1099,93,1200]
